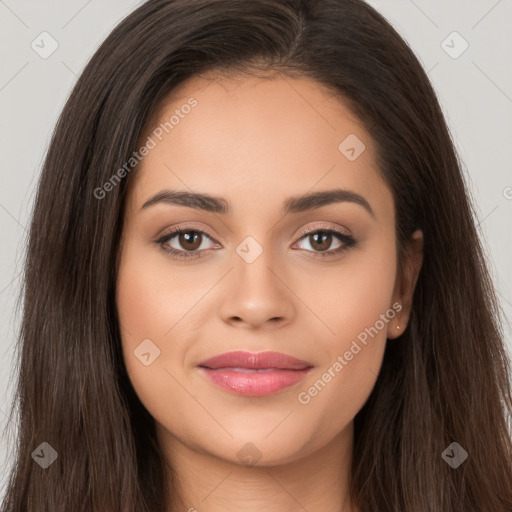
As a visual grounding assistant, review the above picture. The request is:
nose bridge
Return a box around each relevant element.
[219,233,294,328]
[234,233,283,298]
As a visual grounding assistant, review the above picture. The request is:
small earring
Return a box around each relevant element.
[396,325,400,330]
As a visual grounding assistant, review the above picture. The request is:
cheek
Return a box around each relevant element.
[115,244,186,398]
[116,241,210,341]
[305,234,397,353]
[115,242,219,435]
[292,238,397,431]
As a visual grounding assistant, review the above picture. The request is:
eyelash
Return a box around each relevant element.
[154,224,357,260]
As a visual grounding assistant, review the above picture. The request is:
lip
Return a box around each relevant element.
[197,351,314,397]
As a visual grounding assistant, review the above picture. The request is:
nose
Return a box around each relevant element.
[219,247,295,331]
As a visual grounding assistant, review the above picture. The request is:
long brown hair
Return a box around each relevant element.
[2,0,512,510]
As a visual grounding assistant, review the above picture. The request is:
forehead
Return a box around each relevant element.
[126,72,393,222]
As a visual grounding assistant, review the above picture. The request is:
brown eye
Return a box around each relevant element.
[155,227,219,259]
[176,231,202,251]
[293,227,357,259]
[308,231,335,252]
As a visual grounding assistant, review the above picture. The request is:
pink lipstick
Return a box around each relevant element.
[197,351,313,397]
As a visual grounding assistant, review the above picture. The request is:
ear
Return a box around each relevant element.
[387,229,423,339]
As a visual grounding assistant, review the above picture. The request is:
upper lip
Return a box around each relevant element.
[198,351,313,370]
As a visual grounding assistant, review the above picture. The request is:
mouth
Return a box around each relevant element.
[197,351,314,397]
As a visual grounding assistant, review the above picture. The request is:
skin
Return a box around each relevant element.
[116,71,423,512]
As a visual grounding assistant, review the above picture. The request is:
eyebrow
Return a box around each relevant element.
[140,188,375,218]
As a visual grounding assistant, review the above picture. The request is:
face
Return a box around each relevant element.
[116,72,422,467]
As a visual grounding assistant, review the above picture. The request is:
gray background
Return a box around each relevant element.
[1,0,511,493]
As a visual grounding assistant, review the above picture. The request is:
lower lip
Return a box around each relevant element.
[199,367,312,396]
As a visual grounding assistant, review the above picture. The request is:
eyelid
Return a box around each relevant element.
[156,222,217,238]
[293,223,351,241]
[155,223,220,247]
[156,222,351,246]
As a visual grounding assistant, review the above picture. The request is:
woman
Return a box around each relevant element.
[2,0,511,510]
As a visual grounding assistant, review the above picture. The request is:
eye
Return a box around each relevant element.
[154,224,357,260]
[292,226,357,258]
[155,225,219,259]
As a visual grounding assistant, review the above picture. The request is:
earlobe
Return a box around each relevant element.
[388,229,424,339]
[387,306,403,340]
